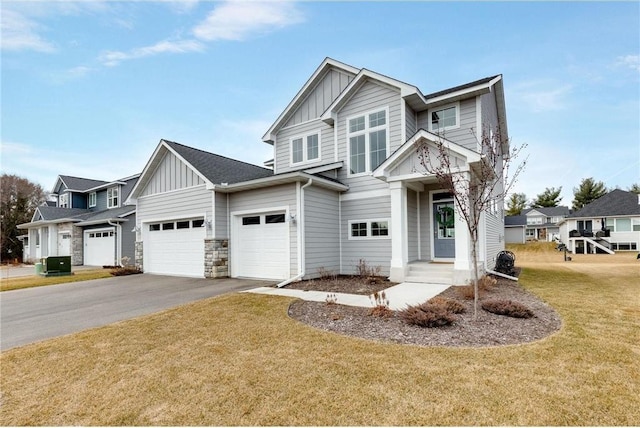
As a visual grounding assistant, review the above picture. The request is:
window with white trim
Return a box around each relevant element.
[107,187,119,208]
[348,219,390,240]
[428,103,460,132]
[606,218,637,232]
[348,108,388,175]
[89,192,96,208]
[290,131,320,165]
[59,193,69,208]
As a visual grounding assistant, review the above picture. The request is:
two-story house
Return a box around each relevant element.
[19,174,139,266]
[505,206,570,243]
[127,58,510,284]
[558,189,640,254]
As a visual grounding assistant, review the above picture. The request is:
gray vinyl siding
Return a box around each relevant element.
[228,183,298,276]
[284,68,355,127]
[417,98,478,151]
[121,212,136,263]
[405,103,417,141]
[485,211,504,270]
[340,196,391,276]
[336,80,403,194]
[304,186,340,277]
[480,92,499,134]
[93,189,109,211]
[407,189,419,262]
[141,151,205,197]
[274,120,335,174]
[136,185,212,238]
[214,192,228,239]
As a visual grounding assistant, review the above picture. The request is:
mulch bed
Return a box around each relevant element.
[284,275,393,295]
[286,272,562,348]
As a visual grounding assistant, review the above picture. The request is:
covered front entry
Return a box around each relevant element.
[433,195,455,259]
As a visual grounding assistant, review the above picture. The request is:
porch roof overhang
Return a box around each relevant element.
[17,218,82,229]
[209,171,349,193]
[372,129,482,184]
[75,217,130,227]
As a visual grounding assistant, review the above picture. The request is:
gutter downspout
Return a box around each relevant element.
[277,178,313,287]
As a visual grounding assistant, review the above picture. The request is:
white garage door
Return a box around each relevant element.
[84,229,115,266]
[233,212,289,280]
[143,218,205,278]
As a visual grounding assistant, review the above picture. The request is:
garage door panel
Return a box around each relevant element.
[234,213,288,280]
[143,219,205,278]
[84,229,115,266]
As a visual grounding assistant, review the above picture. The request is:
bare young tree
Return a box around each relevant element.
[417,127,527,320]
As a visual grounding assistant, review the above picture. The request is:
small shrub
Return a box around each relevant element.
[457,284,484,300]
[478,275,497,291]
[369,291,393,318]
[428,296,466,314]
[325,293,338,305]
[316,267,337,281]
[355,258,382,279]
[482,299,534,318]
[110,266,142,276]
[399,303,457,328]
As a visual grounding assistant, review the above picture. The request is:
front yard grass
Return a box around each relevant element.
[1,248,638,425]
[0,269,113,292]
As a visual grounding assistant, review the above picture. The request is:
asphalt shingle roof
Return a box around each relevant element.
[58,175,109,192]
[568,189,640,218]
[424,75,501,100]
[523,206,571,216]
[164,140,274,185]
[36,206,90,221]
[504,215,526,226]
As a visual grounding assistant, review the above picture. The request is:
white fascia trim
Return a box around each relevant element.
[84,180,127,193]
[262,58,360,142]
[212,172,348,193]
[76,218,130,227]
[425,77,499,106]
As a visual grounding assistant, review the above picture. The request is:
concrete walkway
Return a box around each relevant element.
[244,282,451,310]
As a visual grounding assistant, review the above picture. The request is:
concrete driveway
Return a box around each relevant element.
[0,274,274,351]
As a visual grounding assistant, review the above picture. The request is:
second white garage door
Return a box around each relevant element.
[143,218,205,278]
[84,229,116,266]
[233,212,289,280]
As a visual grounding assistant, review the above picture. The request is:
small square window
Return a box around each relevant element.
[176,221,190,229]
[150,224,160,231]
[430,104,459,131]
[266,214,285,224]
[351,222,367,237]
[162,222,174,230]
[371,221,389,236]
[192,219,205,228]
[349,116,365,133]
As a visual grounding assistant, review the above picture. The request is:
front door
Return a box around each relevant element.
[434,201,455,258]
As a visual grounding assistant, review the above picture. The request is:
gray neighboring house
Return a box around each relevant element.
[504,206,570,244]
[559,189,640,254]
[19,174,139,266]
[127,57,511,284]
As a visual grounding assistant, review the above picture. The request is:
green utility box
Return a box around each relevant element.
[40,256,72,277]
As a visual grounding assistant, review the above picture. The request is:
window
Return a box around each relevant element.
[290,131,320,165]
[265,214,285,224]
[348,108,388,175]
[612,242,638,251]
[162,222,174,230]
[59,193,69,208]
[192,219,205,228]
[605,218,635,232]
[35,231,40,246]
[615,218,632,232]
[176,221,190,229]
[149,224,161,231]
[242,216,260,225]
[107,187,119,208]
[89,192,96,208]
[429,103,460,132]
[349,219,390,240]
[527,216,544,225]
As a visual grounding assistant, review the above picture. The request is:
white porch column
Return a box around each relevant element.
[389,181,408,282]
[453,172,472,284]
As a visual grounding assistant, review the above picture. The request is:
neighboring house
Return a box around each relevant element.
[127,58,510,284]
[505,206,570,244]
[558,189,640,254]
[19,174,139,266]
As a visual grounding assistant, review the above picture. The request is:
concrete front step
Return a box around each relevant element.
[406,262,454,285]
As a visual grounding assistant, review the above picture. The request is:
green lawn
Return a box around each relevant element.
[1,247,638,425]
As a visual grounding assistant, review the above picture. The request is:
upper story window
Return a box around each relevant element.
[107,187,119,208]
[89,192,97,208]
[526,216,544,225]
[59,193,69,208]
[429,103,460,132]
[290,131,320,165]
[348,108,388,175]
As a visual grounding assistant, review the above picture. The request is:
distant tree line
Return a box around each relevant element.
[505,178,640,216]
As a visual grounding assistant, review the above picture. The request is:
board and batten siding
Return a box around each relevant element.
[340,196,391,276]
[407,189,419,262]
[141,151,205,197]
[284,68,356,128]
[336,80,403,194]
[274,120,335,174]
[136,185,212,239]
[417,97,478,151]
[304,185,340,277]
[228,183,298,277]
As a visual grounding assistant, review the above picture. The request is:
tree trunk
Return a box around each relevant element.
[471,234,480,321]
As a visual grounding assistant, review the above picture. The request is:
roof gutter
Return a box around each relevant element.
[277,178,313,287]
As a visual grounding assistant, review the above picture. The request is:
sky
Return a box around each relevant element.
[1,0,639,207]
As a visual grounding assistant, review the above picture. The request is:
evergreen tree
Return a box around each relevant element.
[629,183,640,194]
[505,193,527,216]
[572,177,607,211]
[531,187,562,208]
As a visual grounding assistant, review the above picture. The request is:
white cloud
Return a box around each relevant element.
[192,0,304,41]
[0,9,56,52]
[615,54,640,72]
[510,80,573,113]
[99,39,204,66]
